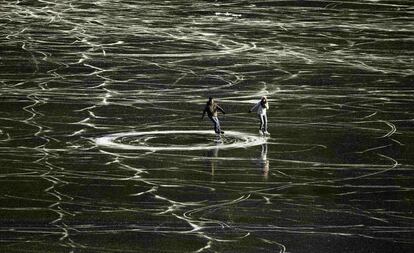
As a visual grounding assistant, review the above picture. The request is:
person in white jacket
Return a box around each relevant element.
[249,96,270,136]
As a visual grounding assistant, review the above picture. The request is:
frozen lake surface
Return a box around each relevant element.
[0,0,413,252]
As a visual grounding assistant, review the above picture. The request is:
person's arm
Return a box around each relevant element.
[201,107,206,119]
[217,105,225,114]
[264,102,269,110]
[249,102,259,113]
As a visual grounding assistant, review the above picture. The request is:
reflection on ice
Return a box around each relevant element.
[259,143,270,178]
[206,145,219,176]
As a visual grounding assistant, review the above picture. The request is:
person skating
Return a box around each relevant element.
[249,96,270,136]
[201,97,225,135]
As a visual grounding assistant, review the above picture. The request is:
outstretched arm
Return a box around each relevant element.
[249,102,259,113]
[217,105,225,114]
[201,108,206,119]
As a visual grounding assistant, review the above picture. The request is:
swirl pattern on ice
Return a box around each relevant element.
[96,130,266,151]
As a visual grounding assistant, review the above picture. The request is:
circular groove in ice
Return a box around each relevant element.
[96,130,266,151]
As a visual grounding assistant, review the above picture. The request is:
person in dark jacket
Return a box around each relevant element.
[201,97,225,134]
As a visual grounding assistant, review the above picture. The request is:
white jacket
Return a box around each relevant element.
[250,101,269,115]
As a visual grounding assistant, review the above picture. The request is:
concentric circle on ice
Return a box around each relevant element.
[95,130,265,151]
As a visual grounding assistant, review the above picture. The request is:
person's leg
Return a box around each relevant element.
[263,114,268,133]
[215,117,222,134]
[209,117,216,133]
[258,114,264,133]
[215,117,223,134]
[210,116,221,134]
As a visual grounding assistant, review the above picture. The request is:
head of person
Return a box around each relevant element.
[208,96,214,105]
[261,96,267,103]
